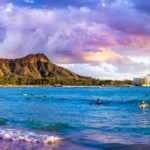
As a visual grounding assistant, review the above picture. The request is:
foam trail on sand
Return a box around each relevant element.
[0,128,63,145]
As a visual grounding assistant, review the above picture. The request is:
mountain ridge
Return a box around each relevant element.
[0,53,81,79]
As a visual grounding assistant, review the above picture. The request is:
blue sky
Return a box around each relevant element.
[6,0,107,8]
[0,0,149,79]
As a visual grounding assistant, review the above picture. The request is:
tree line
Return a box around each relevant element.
[0,77,133,86]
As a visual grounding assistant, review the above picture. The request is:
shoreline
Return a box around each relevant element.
[0,85,138,88]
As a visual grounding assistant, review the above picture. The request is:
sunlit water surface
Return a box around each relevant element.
[0,87,150,150]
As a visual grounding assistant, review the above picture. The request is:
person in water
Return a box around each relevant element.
[142,100,145,104]
[139,100,149,109]
[96,99,102,105]
[89,98,102,105]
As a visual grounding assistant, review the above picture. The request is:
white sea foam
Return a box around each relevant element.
[0,128,63,145]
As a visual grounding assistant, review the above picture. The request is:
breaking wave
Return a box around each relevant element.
[0,128,63,145]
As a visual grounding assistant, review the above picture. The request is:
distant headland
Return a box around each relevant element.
[0,53,132,86]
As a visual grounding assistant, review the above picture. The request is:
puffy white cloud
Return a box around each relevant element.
[61,60,150,80]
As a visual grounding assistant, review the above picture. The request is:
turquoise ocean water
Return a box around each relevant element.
[0,87,150,150]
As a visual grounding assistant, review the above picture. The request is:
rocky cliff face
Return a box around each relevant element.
[0,53,80,79]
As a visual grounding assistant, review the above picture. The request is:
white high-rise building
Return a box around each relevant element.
[133,75,150,86]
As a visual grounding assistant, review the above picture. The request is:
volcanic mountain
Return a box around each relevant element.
[0,53,81,79]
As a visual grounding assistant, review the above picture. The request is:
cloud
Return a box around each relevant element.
[83,48,121,63]
[131,0,150,15]
[0,3,149,53]
[24,0,34,4]
[0,2,149,79]
[61,60,150,80]
[61,63,119,79]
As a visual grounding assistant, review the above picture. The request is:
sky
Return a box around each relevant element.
[0,0,149,80]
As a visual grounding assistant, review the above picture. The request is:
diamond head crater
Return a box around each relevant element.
[0,54,131,86]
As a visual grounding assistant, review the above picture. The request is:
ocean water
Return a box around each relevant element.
[0,87,150,150]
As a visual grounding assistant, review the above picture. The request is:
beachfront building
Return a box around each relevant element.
[133,75,150,86]
[144,75,150,86]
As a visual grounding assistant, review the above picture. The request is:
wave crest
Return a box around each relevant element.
[0,128,63,145]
